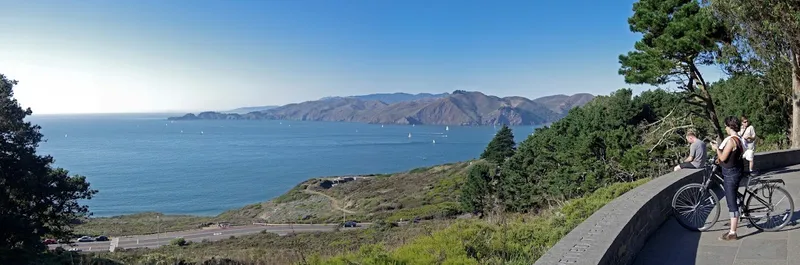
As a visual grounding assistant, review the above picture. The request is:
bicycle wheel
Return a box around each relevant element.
[672,183,720,231]
[745,184,794,231]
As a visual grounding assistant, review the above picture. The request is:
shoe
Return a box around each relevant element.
[751,171,760,177]
[719,232,738,241]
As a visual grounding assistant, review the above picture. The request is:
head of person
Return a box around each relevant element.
[741,115,750,128]
[685,130,698,143]
[724,116,741,136]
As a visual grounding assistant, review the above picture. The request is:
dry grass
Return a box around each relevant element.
[75,162,472,237]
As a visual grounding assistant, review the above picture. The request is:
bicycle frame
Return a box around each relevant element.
[699,162,785,217]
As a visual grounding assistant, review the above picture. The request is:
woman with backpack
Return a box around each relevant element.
[711,116,746,241]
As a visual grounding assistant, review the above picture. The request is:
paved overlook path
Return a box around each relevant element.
[635,164,800,265]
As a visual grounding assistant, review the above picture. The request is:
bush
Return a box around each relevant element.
[315,179,649,264]
[370,220,398,232]
[170,237,188,247]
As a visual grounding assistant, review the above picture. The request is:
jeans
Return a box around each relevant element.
[722,166,742,218]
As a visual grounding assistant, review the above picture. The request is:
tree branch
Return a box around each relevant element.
[644,106,678,128]
[649,125,695,153]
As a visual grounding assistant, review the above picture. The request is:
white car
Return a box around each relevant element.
[77,236,94,242]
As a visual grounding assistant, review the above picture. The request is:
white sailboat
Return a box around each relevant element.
[408,133,412,138]
[446,126,449,131]
[432,139,436,144]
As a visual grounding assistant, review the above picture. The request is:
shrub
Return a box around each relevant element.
[170,237,188,247]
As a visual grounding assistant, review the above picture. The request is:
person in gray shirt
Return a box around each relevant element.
[673,130,707,171]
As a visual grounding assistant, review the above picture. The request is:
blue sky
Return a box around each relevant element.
[1,0,725,114]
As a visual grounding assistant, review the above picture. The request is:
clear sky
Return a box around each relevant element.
[1,0,724,114]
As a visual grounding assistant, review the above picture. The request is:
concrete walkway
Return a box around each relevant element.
[635,164,800,265]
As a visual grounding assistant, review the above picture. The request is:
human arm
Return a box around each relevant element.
[745,127,756,142]
[684,143,696,162]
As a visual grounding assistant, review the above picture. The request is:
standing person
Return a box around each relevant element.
[712,116,746,241]
[738,115,758,176]
[673,130,707,171]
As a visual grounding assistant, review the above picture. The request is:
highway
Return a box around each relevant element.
[49,223,362,252]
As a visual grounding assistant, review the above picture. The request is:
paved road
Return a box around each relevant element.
[50,223,364,252]
[635,164,800,265]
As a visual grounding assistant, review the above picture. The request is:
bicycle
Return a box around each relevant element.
[672,157,795,232]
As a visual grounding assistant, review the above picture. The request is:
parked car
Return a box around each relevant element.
[42,239,57,245]
[95,236,109,241]
[342,221,358,228]
[68,248,82,252]
[77,236,94,242]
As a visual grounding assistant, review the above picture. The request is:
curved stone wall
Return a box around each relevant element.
[533,149,800,265]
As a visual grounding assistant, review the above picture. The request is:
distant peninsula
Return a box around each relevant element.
[168,91,594,126]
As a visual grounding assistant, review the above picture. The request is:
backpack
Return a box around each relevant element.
[729,136,745,170]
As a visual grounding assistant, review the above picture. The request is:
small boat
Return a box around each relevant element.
[408,133,412,138]
[432,140,436,144]
[446,126,449,131]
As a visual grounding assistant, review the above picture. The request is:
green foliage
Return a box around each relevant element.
[81,220,455,265]
[710,73,791,147]
[480,125,516,164]
[170,237,189,247]
[408,166,430,174]
[0,73,97,262]
[499,89,672,213]
[621,0,729,85]
[75,212,219,237]
[273,183,313,204]
[314,179,649,264]
[386,202,461,223]
[711,0,800,62]
[620,0,732,139]
[459,161,499,215]
[710,0,800,147]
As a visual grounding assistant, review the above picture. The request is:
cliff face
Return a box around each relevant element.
[168,91,595,126]
[533,93,595,114]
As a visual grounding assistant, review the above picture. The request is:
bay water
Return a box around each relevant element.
[29,114,539,217]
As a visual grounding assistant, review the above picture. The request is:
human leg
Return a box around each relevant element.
[720,167,742,241]
[676,162,696,171]
[744,149,758,175]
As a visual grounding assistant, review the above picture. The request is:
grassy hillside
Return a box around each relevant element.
[75,162,471,237]
[215,162,471,224]
[62,178,648,265]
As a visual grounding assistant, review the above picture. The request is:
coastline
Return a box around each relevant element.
[75,162,470,237]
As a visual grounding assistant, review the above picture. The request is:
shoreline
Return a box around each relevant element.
[82,163,461,220]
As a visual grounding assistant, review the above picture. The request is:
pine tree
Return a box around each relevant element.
[0,74,97,261]
[459,161,498,215]
[480,125,516,164]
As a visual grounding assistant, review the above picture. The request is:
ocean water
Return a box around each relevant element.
[28,114,539,217]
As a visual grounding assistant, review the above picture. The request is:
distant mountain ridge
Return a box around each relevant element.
[169,91,594,126]
[320,92,450,104]
[223,106,279,114]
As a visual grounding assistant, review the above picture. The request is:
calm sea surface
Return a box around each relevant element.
[28,113,539,217]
